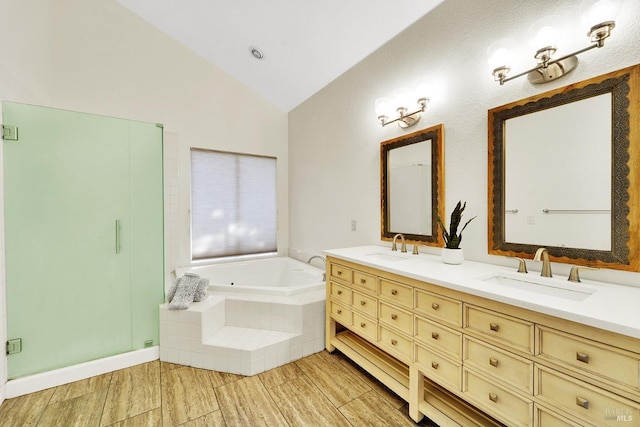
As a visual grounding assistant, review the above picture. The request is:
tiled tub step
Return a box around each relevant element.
[201,327,302,375]
[159,293,326,376]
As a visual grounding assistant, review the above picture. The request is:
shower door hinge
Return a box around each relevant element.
[6,338,22,355]
[1,125,18,141]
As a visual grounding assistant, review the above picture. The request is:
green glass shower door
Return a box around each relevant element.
[3,102,164,379]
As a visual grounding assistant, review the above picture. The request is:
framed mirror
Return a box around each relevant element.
[488,64,640,271]
[381,124,445,246]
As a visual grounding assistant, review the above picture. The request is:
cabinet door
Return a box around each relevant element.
[4,102,136,378]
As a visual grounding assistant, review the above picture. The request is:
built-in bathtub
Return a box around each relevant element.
[161,256,327,375]
[178,256,325,296]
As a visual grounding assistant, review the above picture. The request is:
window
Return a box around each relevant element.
[191,149,277,260]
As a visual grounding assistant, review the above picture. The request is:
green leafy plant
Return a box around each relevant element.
[436,201,477,249]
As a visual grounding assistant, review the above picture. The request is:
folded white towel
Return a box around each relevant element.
[169,273,200,310]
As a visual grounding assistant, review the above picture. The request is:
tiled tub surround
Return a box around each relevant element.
[325,245,640,426]
[159,291,326,376]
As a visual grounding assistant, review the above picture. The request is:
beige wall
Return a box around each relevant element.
[288,0,640,284]
[0,0,288,402]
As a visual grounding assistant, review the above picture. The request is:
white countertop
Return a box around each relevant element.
[323,245,640,339]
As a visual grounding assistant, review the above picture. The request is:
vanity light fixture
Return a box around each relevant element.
[375,77,432,128]
[488,0,621,85]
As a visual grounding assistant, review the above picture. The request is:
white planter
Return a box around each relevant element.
[441,248,464,265]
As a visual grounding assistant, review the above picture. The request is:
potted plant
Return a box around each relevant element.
[436,201,476,264]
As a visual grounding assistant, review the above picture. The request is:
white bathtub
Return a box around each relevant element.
[177,257,325,297]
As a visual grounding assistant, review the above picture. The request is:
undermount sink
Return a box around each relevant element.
[365,252,409,262]
[481,273,596,302]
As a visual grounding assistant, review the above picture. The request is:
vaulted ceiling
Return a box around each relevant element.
[115,0,445,111]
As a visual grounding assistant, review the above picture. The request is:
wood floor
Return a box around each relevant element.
[0,350,439,426]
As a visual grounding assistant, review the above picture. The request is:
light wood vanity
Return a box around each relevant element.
[325,247,640,426]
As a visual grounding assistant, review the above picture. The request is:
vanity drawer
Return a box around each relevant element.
[330,263,352,283]
[463,336,534,394]
[463,368,533,427]
[352,312,378,342]
[415,343,462,391]
[537,325,640,391]
[351,290,378,318]
[415,289,462,328]
[414,315,462,360]
[534,404,584,427]
[329,301,351,326]
[379,301,413,335]
[378,325,412,362]
[464,305,534,354]
[330,282,351,305]
[379,279,413,309]
[535,365,640,427]
[352,270,377,294]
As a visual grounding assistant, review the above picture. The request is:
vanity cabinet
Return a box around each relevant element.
[325,256,640,427]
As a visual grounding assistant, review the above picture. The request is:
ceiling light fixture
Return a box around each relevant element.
[249,46,265,60]
[488,0,621,85]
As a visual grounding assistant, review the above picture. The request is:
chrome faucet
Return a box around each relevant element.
[533,248,552,277]
[307,256,326,281]
[568,265,598,283]
[392,233,407,253]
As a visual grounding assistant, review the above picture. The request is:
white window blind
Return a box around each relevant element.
[191,149,277,260]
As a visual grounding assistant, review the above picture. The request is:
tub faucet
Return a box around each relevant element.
[533,248,552,277]
[392,233,407,253]
[308,256,326,281]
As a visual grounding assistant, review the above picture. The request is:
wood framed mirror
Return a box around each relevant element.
[381,124,445,246]
[488,64,640,271]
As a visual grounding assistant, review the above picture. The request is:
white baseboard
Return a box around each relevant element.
[5,347,159,398]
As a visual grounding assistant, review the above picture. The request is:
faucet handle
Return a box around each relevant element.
[515,257,528,273]
[568,265,599,283]
[412,244,420,255]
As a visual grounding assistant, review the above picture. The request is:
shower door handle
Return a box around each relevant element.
[115,219,121,254]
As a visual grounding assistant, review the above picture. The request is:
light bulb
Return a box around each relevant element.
[581,0,622,27]
[414,77,433,101]
[393,89,412,112]
[375,97,393,122]
[528,16,564,51]
[487,39,516,72]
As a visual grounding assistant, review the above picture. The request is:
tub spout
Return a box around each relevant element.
[308,256,326,281]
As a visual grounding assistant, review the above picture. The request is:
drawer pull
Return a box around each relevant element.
[391,339,398,345]
[489,323,499,332]
[489,358,499,368]
[391,314,398,320]
[337,271,342,275]
[360,322,366,328]
[391,289,398,295]
[431,362,439,369]
[360,278,366,284]
[431,303,440,310]
[337,290,342,295]
[431,332,439,340]
[576,396,589,409]
[360,300,366,306]
[489,393,498,403]
[576,352,590,364]
[337,309,342,315]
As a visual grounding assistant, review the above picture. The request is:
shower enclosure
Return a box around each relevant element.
[3,102,164,379]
